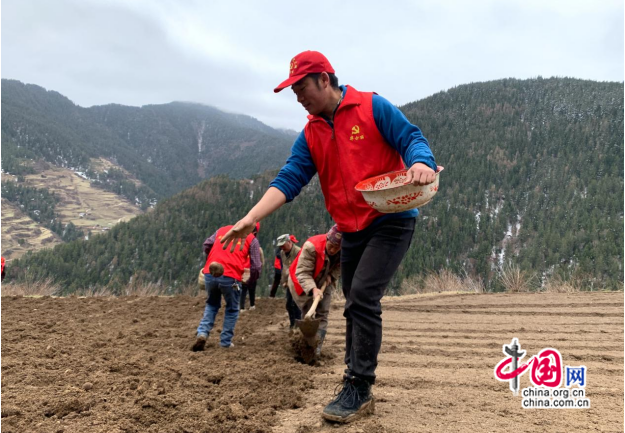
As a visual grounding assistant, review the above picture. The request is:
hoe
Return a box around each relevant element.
[295,281,328,347]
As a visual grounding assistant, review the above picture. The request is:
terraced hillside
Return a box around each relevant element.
[2,163,141,260]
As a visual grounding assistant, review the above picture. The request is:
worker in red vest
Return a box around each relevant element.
[276,234,302,330]
[192,225,261,351]
[240,223,263,312]
[288,225,341,358]
[268,247,282,298]
[1,257,5,282]
[220,51,437,423]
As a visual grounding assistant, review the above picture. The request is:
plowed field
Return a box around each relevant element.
[2,292,623,432]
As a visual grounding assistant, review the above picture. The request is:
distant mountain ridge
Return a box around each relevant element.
[6,77,624,293]
[1,79,294,204]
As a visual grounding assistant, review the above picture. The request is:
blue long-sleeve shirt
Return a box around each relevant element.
[270,86,436,225]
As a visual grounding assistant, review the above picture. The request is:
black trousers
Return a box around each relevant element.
[269,271,282,297]
[240,280,257,309]
[341,217,415,384]
[285,286,301,327]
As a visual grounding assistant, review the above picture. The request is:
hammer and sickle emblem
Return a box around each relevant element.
[351,125,360,135]
[290,58,298,75]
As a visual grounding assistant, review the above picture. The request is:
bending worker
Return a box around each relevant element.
[192,224,261,351]
[288,225,341,358]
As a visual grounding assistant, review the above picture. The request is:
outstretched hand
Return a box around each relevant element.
[220,215,256,252]
[405,162,436,186]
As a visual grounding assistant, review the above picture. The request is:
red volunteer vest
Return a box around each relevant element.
[273,257,282,270]
[304,86,405,232]
[203,226,255,281]
[289,234,327,296]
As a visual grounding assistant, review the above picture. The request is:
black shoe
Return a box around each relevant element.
[322,376,374,423]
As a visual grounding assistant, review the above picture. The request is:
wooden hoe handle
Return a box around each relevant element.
[304,281,328,320]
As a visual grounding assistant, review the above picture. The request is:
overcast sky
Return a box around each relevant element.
[2,0,623,131]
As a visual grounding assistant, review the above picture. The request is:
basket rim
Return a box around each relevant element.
[354,166,444,192]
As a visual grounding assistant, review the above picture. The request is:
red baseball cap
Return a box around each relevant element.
[274,51,335,93]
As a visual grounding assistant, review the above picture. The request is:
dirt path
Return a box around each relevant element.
[1,292,623,433]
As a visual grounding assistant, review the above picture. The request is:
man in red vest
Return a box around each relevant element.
[192,225,261,351]
[240,223,263,312]
[288,225,341,358]
[268,247,282,298]
[220,51,437,423]
[276,233,302,330]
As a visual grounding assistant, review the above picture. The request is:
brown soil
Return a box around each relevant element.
[290,329,320,365]
[1,292,623,433]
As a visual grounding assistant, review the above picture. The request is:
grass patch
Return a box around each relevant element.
[400,269,485,294]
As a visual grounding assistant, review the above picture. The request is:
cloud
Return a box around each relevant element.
[2,0,623,131]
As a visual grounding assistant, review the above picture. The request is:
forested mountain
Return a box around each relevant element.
[401,77,622,289]
[7,77,623,293]
[8,172,331,293]
[1,79,294,205]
